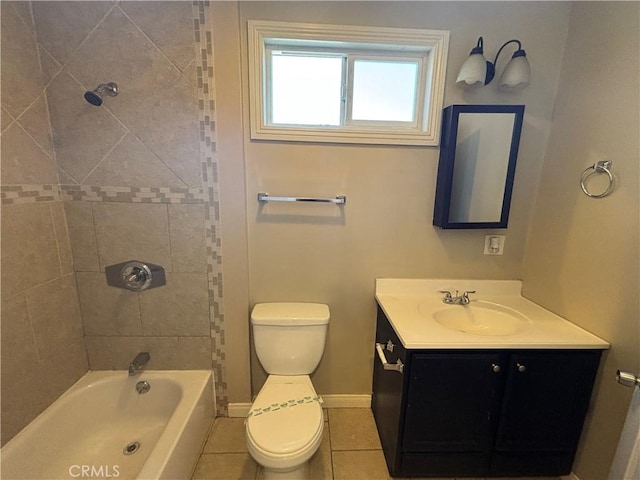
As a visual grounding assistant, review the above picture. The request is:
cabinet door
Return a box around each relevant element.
[403,352,505,453]
[371,307,407,475]
[494,351,601,453]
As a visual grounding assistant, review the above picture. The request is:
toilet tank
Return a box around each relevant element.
[251,303,330,375]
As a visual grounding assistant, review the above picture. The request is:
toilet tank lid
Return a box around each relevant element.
[251,303,330,325]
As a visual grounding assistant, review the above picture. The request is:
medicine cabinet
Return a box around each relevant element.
[433,105,525,229]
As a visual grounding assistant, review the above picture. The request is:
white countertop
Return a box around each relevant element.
[376,279,610,350]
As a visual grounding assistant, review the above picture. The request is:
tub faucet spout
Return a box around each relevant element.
[129,352,150,376]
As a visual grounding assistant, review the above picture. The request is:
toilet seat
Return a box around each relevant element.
[246,375,323,462]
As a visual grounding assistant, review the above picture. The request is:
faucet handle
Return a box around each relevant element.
[438,290,453,298]
[463,290,476,295]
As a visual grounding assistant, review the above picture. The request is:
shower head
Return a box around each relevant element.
[84,82,118,106]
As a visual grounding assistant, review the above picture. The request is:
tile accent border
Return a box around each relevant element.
[1,184,62,204]
[1,184,205,205]
[193,0,229,415]
[60,185,204,204]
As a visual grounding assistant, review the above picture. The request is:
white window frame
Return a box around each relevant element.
[247,20,450,146]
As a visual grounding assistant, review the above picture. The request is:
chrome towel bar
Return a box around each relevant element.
[257,192,346,205]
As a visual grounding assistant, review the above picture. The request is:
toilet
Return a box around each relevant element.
[246,302,330,480]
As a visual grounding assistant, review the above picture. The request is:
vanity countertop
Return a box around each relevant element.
[376,278,610,350]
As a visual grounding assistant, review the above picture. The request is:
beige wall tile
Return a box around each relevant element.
[168,204,207,273]
[85,336,114,370]
[0,2,45,118]
[2,106,15,133]
[1,203,61,297]
[139,273,209,336]
[76,272,142,336]
[109,336,179,370]
[64,7,201,186]
[38,46,62,82]
[64,201,100,272]
[26,274,84,362]
[18,94,54,157]
[0,123,57,185]
[92,202,171,271]
[177,337,212,370]
[85,133,187,188]
[1,367,55,446]
[51,203,74,274]
[32,1,114,65]
[0,293,38,380]
[1,328,87,446]
[5,2,35,31]
[119,1,196,71]
[46,72,128,183]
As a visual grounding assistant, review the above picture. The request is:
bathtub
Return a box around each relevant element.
[1,370,214,480]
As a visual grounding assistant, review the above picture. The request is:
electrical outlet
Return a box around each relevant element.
[484,235,505,255]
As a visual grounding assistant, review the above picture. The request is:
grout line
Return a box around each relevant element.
[79,128,128,185]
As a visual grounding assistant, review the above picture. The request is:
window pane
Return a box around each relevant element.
[352,60,418,122]
[271,53,343,126]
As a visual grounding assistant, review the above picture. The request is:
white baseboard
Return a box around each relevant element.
[560,473,579,480]
[226,394,372,418]
[321,394,371,408]
[227,403,251,418]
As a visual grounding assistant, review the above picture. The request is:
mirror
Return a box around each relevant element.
[433,104,525,229]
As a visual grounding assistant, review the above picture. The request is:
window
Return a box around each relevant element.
[248,21,450,146]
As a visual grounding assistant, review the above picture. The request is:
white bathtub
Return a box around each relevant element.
[1,370,214,480]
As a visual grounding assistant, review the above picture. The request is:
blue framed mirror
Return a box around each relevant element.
[433,104,525,229]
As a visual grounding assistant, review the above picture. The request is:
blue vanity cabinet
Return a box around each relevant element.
[371,306,602,478]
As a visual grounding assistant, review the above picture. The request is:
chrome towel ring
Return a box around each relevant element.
[580,160,614,198]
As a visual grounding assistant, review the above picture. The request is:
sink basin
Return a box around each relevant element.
[427,301,531,336]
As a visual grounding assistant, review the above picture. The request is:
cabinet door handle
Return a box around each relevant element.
[492,363,501,373]
[517,363,527,373]
[375,343,404,374]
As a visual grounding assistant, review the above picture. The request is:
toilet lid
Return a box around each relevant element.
[246,382,323,455]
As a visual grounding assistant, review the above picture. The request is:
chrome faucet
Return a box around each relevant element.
[128,352,150,376]
[438,290,476,305]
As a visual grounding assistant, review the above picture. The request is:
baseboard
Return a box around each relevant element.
[560,473,579,480]
[226,394,372,418]
[227,403,251,418]
[320,394,372,408]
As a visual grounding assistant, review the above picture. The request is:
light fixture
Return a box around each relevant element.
[456,37,530,89]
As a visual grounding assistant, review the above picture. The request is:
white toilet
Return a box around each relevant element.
[246,302,330,480]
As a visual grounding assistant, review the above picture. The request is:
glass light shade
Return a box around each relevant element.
[456,53,487,87]
[499,55,530,89]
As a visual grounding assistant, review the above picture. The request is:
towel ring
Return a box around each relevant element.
[580,160,614,198]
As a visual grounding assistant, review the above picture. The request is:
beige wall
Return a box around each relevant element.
[220,1,573,395]
[0,2,87,445]
[521,3,640,478]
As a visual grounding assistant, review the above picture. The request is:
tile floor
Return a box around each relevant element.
[191,408,560,480]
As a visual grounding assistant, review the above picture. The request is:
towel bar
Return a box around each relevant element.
[257,192,346,205]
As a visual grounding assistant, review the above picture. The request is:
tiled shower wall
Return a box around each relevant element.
[0,2,88,445]
[1,1,227,443]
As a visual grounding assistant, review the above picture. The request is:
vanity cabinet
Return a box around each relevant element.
[372,306,602,477]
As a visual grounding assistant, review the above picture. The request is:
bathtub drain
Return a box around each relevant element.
[123,441,140,455]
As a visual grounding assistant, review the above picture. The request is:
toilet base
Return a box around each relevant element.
[260,461,309,480]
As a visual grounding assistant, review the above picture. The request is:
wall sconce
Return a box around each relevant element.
[456,37,530,89]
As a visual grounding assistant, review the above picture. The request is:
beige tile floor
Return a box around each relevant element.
[191,408,560,480]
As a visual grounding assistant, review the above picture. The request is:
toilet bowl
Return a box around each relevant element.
[246,375,323,479]
[246,303,330,480]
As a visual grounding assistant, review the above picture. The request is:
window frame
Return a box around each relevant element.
[247,20,450,146]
